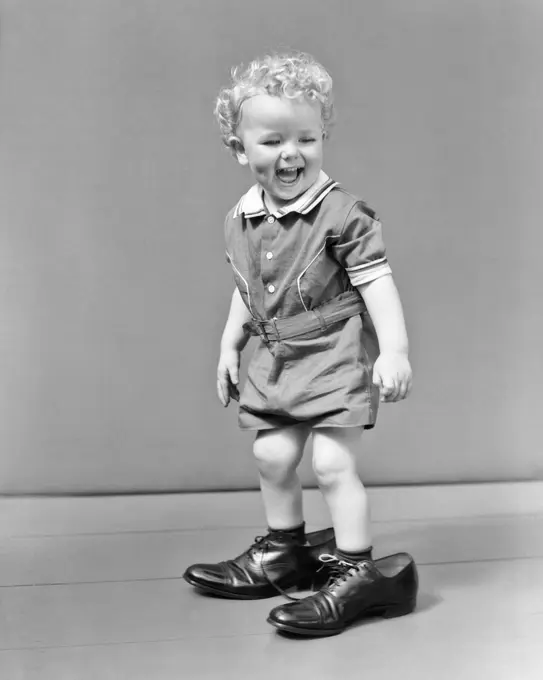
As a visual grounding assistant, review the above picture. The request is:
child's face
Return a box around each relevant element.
[235,94,324,210]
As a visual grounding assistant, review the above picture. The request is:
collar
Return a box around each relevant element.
[232,170,339,219]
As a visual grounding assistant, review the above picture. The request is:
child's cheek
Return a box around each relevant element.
[253,160,272,177]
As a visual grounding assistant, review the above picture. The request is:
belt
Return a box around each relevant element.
[243,291,366,343]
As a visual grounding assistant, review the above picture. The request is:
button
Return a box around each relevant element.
[268,284,276,293]
[266,252,273,260]
[267,215,275,224]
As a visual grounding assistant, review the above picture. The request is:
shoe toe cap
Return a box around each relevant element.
[268,604,296,626]
[184,563,224,587]
[269,602,318,626]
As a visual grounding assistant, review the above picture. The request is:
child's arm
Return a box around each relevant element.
[357,274,412,402]
[217,288,253,407]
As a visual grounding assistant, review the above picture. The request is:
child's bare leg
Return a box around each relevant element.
[253,424,311,530]
[183,422,333,599]
[268,427,418,635]
[311,426,372,553]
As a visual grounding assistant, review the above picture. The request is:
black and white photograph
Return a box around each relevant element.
[0,1,541,678]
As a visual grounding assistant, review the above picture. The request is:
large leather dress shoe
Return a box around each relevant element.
[267,552,418,636]
[183,527,336,599]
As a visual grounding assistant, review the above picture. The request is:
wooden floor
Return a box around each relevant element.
[0,483,542,679]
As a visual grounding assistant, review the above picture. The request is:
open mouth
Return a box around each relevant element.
[276,167,303,185]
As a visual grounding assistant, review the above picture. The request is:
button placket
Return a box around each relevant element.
[262,214,278,300]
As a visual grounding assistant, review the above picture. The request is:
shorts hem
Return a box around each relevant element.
[237,412,377,431]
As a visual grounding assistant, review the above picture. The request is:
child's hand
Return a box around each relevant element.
[372,352,412,403]
[217,348,241,407]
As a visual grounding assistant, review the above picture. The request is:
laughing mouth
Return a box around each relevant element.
[276,167,303,184]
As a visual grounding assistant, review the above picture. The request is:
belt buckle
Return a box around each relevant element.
[253,320,269,343]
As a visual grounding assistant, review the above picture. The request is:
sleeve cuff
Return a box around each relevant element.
[347,261,392,286]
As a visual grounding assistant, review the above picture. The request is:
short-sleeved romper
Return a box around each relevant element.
[224,171,392,431]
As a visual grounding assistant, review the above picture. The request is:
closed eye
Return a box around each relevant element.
[262,140,280,146]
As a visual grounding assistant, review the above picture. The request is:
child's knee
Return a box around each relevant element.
[312,449,347,488]
[312,429,359,488]
[253,435,300,480]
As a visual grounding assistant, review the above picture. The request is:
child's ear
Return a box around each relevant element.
[230,137,248,165]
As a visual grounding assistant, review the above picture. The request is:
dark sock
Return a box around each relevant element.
[268,522,306,543]
[335,546,373,564]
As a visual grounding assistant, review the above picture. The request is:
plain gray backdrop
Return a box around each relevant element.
[0,0,541,493]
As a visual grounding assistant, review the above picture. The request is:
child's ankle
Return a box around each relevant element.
[335,546,373,563]
[268,522,306,543]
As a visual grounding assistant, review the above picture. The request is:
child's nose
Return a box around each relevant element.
[280,142,299,159]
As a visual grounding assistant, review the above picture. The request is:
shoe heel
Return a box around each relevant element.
[382,598,416,619]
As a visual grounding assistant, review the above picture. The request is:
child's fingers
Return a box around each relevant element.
[374,362,412,402]
[373,371,392,402]
[380,378,398,402]
[397,377,411,401]
[385,386,396,402]
[223,359,240,402]
[227,369,240,402]
[216,366,230,407]
[229,365,239,387]
[229,382,240,402]
[216,378,229,407]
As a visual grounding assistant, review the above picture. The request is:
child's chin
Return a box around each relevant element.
[275,179,306,199]
[274,189,304,205]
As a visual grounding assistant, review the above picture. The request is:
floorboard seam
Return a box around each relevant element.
[1,553,542,589]
[3,511,542,539]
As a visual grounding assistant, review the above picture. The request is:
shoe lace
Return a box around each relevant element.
[224,532,280,564]
[260,551,369,603]
[250,534,276,550]
[317,553,368,588]
[251,530,306,603]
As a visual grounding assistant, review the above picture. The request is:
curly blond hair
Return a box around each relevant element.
[215,51,335,154]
